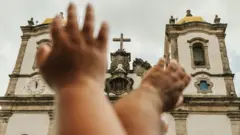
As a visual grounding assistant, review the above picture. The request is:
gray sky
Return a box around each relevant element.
[0,0,239,96]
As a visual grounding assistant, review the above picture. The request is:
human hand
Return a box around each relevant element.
[140,59,191,111]
[36,3,108,90]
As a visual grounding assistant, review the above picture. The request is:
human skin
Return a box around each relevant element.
[114,59,190,135]
[36,2,190,135]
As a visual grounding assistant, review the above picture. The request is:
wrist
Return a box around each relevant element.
[138,84,164,113]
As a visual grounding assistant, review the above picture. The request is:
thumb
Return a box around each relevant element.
[175,95,184,108]
[36,44,51,68]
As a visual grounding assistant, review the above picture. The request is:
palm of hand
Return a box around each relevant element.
[36,4,108,89]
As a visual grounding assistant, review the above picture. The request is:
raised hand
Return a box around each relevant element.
[36,3,108,90]
[141,59,191,111]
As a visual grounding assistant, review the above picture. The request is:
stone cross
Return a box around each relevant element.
[113,33,131,50]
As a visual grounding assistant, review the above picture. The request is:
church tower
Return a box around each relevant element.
[163,10,240,135]
[0,14,67,135]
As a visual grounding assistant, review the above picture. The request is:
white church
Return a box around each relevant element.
[0,10,239,135]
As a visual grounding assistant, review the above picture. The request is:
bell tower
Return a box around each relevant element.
[164,10,236,96]
[162,10,240,135]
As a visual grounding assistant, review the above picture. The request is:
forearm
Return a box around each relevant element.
[56,82,126,135]
[114,86,164,135]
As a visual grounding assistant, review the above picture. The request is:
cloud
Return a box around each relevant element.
[0,0,240,96]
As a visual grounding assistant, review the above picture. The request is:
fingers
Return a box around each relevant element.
[157,58,165,68]
[83,4,95,43]
[175,95,184,108]
[167,59,178,72]
[51,16,69,50]
[65,3,81,44]
[97,22,109,52]
[36,44,51,68]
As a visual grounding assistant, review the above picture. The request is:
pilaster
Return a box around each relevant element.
[0,111,12,135]
[171,112,188,135]
[169,34,179,62]
[227,113,240,135]
[5,34,31,96]
[217,35,231,74]
[48,111,54,135]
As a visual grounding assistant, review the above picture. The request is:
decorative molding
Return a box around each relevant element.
[48,111,54,120]
[0,111,12,123]
[110,49,131,72]
[36,39,52,45]
[194,77,213,94]
[191,71,234,77]
[227,113,240,121]
[9,72,40,78]
[105,74,134,96]
[168,33,179,39]
[0,96,54,106]
[171,112,188,120]
[165,22,227,35]
[187,37,209,43]
[107,95,240,106]
[132,58,151,76]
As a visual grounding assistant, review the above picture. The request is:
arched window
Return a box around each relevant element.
[188,37,210,69]
[192,43,205,66]
[33,39,52,70]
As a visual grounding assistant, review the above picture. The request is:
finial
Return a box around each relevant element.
[186,10,192,17]
[60,12,64,19]
[28,17,35,26]
[214,14,221,24]
[169,15,175,24]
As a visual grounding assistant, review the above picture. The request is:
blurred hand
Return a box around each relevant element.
[36,3,108,90]
[141,59,191,111]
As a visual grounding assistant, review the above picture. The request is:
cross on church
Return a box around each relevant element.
[113,33,131,50]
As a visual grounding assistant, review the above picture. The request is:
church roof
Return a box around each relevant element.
[176,10,205,24]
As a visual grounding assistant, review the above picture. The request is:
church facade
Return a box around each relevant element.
[0,10,240,135]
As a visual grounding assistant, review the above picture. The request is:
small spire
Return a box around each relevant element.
[169,15,175,24]
[214,15,221,24]
[186,10,193,17]
[60,12,64,19]
[28,17,35,26]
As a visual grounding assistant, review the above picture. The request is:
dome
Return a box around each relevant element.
[176,10,205,24]
[41,12,66,25]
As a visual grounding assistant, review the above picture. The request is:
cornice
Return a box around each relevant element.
[0,95,54,106]
[166,22,227,35]
[191,71,234,78]
[9,72,40,78]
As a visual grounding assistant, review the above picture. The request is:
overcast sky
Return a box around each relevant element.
[0,0,239,96]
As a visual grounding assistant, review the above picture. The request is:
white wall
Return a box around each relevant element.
[183,74,227,95]
[187,114,232,135]
[20,34,50,74]
[177,32,223,74]
[15,75,54,96]
[15,33,52,95]
[5,113,50,135]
